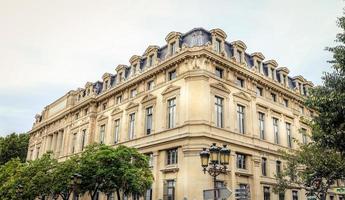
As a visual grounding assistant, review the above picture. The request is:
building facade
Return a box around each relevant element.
[27,28,328,200]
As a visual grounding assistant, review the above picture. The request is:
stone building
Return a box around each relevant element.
[27,27,325,200]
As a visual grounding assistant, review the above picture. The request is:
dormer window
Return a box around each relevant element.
[133,64,137,75]
[215,67,224,78]
[119,72,123,82]
[130,89,137,98]
[257,60,262,73]
[236,50,242,63]
[104,80,109,90]
[170,42,176,55]
[87,89,90,95]
[215,39,221,53]
[148,55,154,67]
[168,70,176,81]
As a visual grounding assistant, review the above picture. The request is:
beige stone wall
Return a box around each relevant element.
[27,29,324,200]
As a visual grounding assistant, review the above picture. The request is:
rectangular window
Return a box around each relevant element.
[104,80,108,90]
[215,39,221,53]
[149,55,154,66]
[168,70,176,81]
[283,99,289,107]
[167,98,176,128]
[119,72,123,82]
[256,86,263,96]
[276,160,281,175]
[236,153,246,169]
[262,157,267,176]
[301,128,307,144]
[237,50,242,62]
[264,186,270,200]
[257,60,262,73]
[215,67,223,78]
[147,80,154,91]
[81,129,87,151]
[128,113,135,140]
[132,64,137,75]
[72,133,77,153]
[236,77,245,88]
[299,106,304,114]
[102,102,107,110]
[259,112,265,140]
[292,191,298,200]
[271,93,277,102]
[170,42,176,55]
[144,187,153,200]
[99,125,105,144]
[237,105,245,134]
[286,123,292,148]
[215,96,224,128]
[130,89,137,98]
[116,95,122,104]
[146,107,153,135]
[114,119,120,143]
[273,118,279,144]
[167,148,178,165]
[279,192,285,200]
[164,180,175,200]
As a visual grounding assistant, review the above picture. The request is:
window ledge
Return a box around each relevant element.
[161,165,179,173]
[235,169,253,177]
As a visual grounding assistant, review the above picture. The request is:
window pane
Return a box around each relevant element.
[168,98,176,128]
[215,96,223,128]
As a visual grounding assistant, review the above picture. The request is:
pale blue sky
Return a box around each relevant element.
[0,0,343,136]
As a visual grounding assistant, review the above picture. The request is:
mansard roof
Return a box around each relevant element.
[71,27,313,99]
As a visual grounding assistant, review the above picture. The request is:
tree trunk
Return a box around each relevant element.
[116,188,121,200]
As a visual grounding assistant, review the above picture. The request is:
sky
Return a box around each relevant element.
[0,0,343,136]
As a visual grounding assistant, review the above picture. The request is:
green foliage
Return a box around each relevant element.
[0,158,24,200]
[0,133,29,165]
[305,14,345,154]
[78,144,153,200]
[51,156,80,200]
[274,143,345,200]
[0,143,153,200]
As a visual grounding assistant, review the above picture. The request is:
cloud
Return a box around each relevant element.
[0,0,343,136]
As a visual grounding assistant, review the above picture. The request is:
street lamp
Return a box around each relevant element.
[200,143,231,200]
[71,173,82,200]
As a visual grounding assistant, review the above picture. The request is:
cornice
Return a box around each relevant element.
[29,47,307,134]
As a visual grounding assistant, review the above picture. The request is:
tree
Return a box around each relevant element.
[305,13,345,154]
[0,133,29,165]
[274,142,345,200]
[0,158,24,200]
[51,156,80,200]
[78,144,153,200]
[20,153,56,200]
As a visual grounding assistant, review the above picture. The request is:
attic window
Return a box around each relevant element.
[215,39,221,53]
[257,60,262,73]
[170,42,176,55]
[236,50,242,62]
[104,80,109,90]
[148,55,154,67]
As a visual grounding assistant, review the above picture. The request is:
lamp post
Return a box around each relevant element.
[200,143,231,200]
[71,173,82,200]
